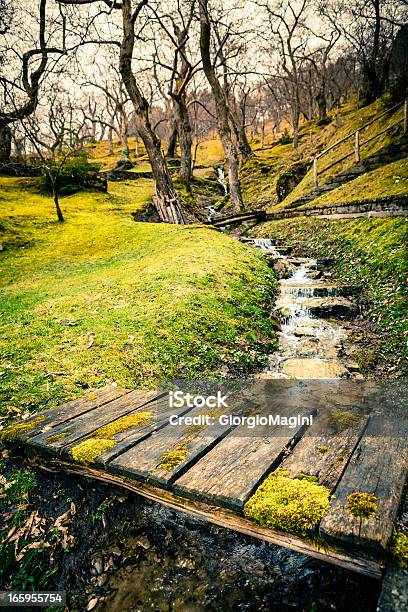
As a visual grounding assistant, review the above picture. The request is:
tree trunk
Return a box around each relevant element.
[316,90,327,121]
[0,126,12,165]
[120,112,129,159]
[199,0,244,213]
[52,185,64,223]
[167,120,177,157]
[119,0,185,224]
[292,98,300,149]
[108,126,114,155]
[174,96,192,189]
[230,111,252,162]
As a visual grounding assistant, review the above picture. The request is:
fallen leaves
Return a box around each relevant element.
[53,502,77,549]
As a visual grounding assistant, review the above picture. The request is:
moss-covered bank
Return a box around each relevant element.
[251,216,407,376]
[0,177,278,418]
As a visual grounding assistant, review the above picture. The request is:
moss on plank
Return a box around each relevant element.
[70,411,153,464]
[71,438,115,464]
[244,468,331,534]
[329,409,360,431]
[94,412,153,438]
[0,416,44,442]
[157,443,189,472]
[346,492,378,519]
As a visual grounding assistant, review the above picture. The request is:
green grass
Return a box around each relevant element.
[281,97,406,208]
[0,177,277,416]
[251,216,408,376]
[306,158,408,207]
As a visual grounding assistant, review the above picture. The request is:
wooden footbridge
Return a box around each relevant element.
[5,380,407,580]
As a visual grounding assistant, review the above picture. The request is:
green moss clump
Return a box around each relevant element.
[244,468,331,534]
[46,432,67,444]
[329,409,360,431]
[295,473,319,483]
[346,492,378,519]
[71,438,115,464]
[392,530,408,568]
[70,411,153,464]
[158,444,189,472]
[0,416,44,442]
[318,446,328,454]
[95,412,153,438]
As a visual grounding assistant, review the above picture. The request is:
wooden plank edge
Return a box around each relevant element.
[33,457,384,580]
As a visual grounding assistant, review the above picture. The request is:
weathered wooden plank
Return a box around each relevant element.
[45,458,383,580]
[27,390,160,453]
[65,395,195,466]
[11,385,130,442]
[173,404,314,511]
[320,403,408,552]
[281,408,369,490]
[108,395,252,488]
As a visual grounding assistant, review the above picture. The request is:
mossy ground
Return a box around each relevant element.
[235,97,407,212]
[392,529,408,568]
[0,176,278,420]
[251,216,408,376]
[244,468,330,535]
[308,158,408,207]
[280,97,406,207]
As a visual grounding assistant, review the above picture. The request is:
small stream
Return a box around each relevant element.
[251,238,358,380]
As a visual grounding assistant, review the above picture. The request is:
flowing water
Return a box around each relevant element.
[217,166,228,196]
[252,238,357,380]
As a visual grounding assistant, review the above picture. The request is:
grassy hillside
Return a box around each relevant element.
[304,158,408,207]
[251,216,408,377]
[0,177,277,417]
[238,97,407,211]
[282,98,406,207]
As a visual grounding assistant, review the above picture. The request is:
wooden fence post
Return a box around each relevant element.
[313,157,318,192]
[355,130,360,163]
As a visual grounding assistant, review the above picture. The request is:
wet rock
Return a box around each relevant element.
[306,270,323,280]
[270,259,295,279]
[97,574,108,587]
[293,328,317,338]
[307,297,358,319]
[91,555,104,575]
[281,358,349,379]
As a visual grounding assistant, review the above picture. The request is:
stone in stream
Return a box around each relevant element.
[281,358,349,379]
[293,328,317,337]
[307,297,358,319]
[269,259,295,279]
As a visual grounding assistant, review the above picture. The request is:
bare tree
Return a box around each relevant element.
[20,89,87,222]
[59,0,185,224]
[199,0,244,212]
[259,0,311,149]
[321,0,408,105]
[0,0,65,163]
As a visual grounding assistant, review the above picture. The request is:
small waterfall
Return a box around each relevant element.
[284,286,316,298]
[205,205,217,222]
[252,238,283,258]
[217,167,228,196]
